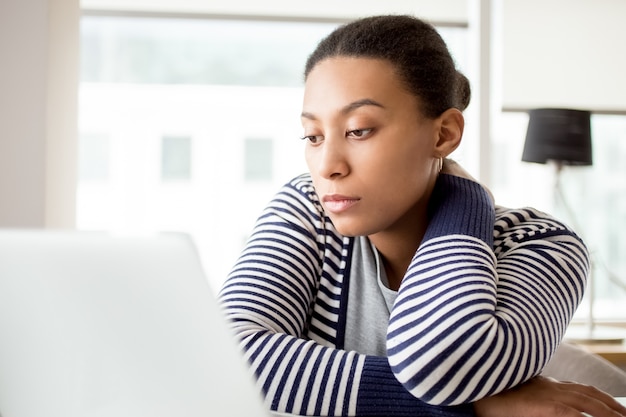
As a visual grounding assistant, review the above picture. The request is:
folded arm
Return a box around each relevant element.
[387,174,589,405]
[219,176,474,416]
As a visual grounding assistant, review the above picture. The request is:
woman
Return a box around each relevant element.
[219,15,626,417]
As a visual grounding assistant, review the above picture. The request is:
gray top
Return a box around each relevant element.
[344,236,398,356]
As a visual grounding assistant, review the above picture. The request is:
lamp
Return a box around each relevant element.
[522,108,623,344]
[522,108,592,167]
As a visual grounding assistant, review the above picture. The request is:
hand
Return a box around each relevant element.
[473,376,626,417]
[440,159,495,206]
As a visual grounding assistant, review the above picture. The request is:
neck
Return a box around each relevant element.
[367,171,438,291]
[368,212,427,292]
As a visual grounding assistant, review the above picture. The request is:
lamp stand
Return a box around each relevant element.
[552,162,625,344]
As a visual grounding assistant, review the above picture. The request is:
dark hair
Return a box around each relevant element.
[304,15,470,118]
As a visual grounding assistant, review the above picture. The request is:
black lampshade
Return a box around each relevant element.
[521,108,593,166]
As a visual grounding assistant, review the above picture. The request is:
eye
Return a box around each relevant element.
[300,135,324,145]
[346,128,373,139]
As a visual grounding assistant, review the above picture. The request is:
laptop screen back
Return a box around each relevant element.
[0,230,267,417]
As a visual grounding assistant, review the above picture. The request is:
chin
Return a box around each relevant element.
[330,220,372,238]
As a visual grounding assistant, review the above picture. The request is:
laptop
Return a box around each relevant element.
[0,230,269,417]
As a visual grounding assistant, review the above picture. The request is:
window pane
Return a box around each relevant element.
[79,133,110,181]
[162,136,192,181]
[81,16,335,86]
[244,138,273,181]
[567,115,626,321]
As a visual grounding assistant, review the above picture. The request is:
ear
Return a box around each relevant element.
[433,108,464,157]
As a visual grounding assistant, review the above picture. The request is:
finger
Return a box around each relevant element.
[551,383,626,417]
[564,382,626,414]
[582,396,626,417]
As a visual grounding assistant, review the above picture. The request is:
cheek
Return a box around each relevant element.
[304,146,316,174]
[370,144,434,202]
[304,147,326,192]
[374,138,430,179]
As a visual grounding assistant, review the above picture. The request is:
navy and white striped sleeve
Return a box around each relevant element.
[219,175,475,417]
[387,174,589,406]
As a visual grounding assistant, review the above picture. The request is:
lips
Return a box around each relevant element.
[322,194,361,214]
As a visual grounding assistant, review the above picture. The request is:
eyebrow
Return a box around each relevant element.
[301,98,385,120]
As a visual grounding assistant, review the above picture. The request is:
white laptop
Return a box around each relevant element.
[0,230,269,417]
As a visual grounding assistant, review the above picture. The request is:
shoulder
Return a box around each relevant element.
[493,206,588,256]
[494,206,573,237]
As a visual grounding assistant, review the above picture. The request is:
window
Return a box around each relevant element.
[78,15,471,289]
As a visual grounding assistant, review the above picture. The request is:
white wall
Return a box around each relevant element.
[0,0,79,228]
[501,0,626,112]
[0,0,47,227]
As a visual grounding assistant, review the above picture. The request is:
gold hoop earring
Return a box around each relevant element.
[437,157,444,173]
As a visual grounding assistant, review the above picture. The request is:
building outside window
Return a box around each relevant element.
[244,138,274,182]
[161,135,192,181]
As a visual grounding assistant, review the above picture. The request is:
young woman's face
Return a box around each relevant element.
[302,57,441,238]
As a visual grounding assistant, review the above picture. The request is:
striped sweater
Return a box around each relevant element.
[219,173,589,417]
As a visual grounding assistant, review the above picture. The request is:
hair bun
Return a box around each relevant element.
[454,71,471,111]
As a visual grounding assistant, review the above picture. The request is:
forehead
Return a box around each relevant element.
[303,57,416,110]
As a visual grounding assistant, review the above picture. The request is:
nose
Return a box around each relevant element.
[315,134,350,180]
